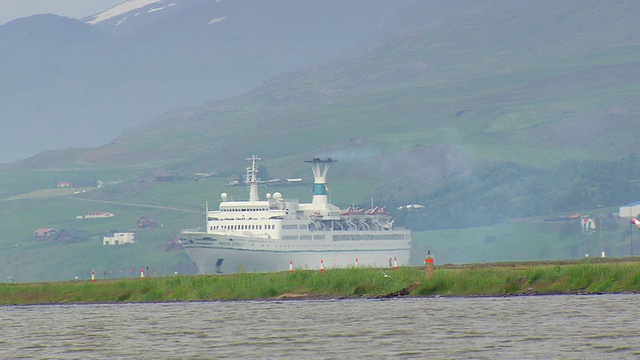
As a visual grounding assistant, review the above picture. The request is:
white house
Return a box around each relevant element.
[619,201,640,218]
[103,232,135,245]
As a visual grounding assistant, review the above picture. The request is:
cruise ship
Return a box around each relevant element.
[179,156,411,274]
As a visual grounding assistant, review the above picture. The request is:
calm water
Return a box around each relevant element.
[1,295,639,359]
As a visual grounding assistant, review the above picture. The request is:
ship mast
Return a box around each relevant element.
[303,158,337,206]
[246,155,261,202]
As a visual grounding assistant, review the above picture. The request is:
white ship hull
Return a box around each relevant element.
[181,231,411,274]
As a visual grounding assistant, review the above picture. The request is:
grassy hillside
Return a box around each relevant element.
[0,162,635,282]
[27,0,634,191]
[411,213,637,265]
[2,1,639,282]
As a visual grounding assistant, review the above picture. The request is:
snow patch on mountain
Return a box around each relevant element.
[148,6,166,14]
[208,16,227,25]
[86,0,164,25]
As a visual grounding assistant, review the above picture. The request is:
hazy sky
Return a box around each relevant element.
[0,0,125,25]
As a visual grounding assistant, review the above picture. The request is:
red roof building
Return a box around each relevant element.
[34,228,58,240]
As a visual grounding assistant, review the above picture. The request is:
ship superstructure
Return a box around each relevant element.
[180,156,411,274]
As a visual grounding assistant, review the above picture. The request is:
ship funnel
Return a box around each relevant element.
[303,158,337,206]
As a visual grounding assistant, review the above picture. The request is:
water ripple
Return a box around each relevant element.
[2,295,640,358]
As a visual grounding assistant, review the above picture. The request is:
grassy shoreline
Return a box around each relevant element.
[2,258,640,305]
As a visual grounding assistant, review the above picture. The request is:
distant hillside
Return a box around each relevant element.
[35,1,637,171]
[7,0,640,229]
[0,0,500,163]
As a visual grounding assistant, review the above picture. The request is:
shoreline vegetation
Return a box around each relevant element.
[2,258,640,305]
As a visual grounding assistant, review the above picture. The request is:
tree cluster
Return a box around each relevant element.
[395,154,640,230]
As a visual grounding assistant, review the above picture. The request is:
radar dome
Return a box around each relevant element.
[266,193,272,199]
[221,193,228,201]
[273,192,282,200]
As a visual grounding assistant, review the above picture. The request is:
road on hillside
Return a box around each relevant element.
[72,197,202,214]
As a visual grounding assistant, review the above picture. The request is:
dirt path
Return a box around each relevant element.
[72,197,201,214]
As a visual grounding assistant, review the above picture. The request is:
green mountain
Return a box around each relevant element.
[29,1,638,177]
[1,0,493,163]
[2,0,640,281]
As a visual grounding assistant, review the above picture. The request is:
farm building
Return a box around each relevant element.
[137,216,158,228]
[103,232,135,245]
[34,228,58,240]
[619,201,640,218]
